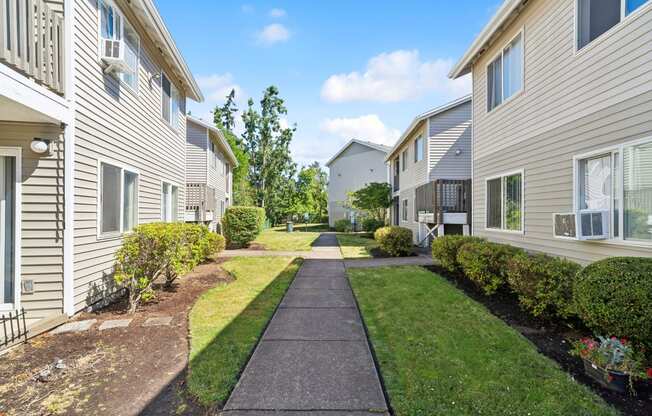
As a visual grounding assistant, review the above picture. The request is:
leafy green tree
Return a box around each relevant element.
[292,163,328,222]
[349,182,392,223]
[242,86,297,224]
[212,89,254,205]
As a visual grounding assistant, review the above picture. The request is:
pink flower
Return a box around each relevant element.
[646,368,652,379]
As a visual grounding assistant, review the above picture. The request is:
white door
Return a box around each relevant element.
[0,154,17,308]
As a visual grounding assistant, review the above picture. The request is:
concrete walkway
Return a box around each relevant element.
[223,234,389,415]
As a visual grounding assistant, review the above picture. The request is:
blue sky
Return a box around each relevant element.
[156,0,501,167]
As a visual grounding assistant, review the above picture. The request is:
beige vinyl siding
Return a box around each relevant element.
[398,186,420,243]
[72,0,187,311]
[470,0,652,264]
[0,122,65,326]
[186,121,208,183]
[392,124,428,193]
[428,101,472,181]
[473,0,652,160]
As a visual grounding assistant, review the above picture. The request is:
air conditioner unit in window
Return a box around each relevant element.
[577,209,609,240]
[553,213,577,239]
[100,38,133,74]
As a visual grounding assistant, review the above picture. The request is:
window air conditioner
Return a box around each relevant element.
[577,210,609,240]
[553,213,577,239]
[100,38,133,74]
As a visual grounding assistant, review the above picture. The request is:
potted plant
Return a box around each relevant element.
[571,336,648,394]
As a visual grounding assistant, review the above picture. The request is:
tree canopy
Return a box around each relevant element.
[349,182,392,223]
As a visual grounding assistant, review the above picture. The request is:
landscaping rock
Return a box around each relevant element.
[52,319,96,334]
[98,319,133,331]
[142,316,173,327]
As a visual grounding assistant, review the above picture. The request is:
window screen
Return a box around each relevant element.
[101,163,121,234]
[162,74,171,122]
[577,0,621,49]
[487,178,502,228]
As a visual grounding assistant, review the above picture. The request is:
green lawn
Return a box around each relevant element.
[335,233,379,259]
[252,224,327,251]
[188,256,301,406]
[348,266,618,416]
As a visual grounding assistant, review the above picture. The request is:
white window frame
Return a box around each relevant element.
[96,0,140,93]
[401,150,407,172]
[571,136,652,247]
[160,180,180,222]
[161,71,181,130]
[486,28,525,113]
[209,140,217,169]
[96,159,140,239]
[484,169,525,234]
[414,135,424,162]
[401,198,409,222]
[0,147,21,312]
[575,0,652,53]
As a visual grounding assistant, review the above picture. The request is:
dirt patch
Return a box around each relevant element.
[424,265,652,416]
[0,260,232,416]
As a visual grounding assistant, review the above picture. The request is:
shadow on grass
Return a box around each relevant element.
[139,258,302,415]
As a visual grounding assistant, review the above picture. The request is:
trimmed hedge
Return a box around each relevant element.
[457,241,523,295]
[222,206,265,248]
[431,235,486,274]
[115,223,224,313]
[361,217,386,233]
[506,252,582,319]
[573,257,652,347]
[333,219,352,233]
[374,226,413,257]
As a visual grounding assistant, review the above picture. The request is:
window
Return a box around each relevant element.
[575,139,652,242]
[99,0,139,90]
[401,150,407,171]
[209,141,216,168]
[414,136,424,162]
[99,162,138,236]
[161,182,179,222]
[220,200,225,217]
[161,73,183,128]
[1,149,19,308]
[577,0,650,50]
[402,199,408,222]
[487,32,523,112]
[486,171,523,232]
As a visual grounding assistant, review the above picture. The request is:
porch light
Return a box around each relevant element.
[30,138,51,155]
[455,149,463,156]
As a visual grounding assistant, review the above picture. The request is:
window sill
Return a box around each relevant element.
[584,238,652,249]
[0,304,18,312]
[486,89,524,115]
[484,227,524,235]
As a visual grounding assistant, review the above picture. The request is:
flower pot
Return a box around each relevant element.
[582,359,630,394]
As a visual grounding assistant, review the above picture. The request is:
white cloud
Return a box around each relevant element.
[321,49,471,103]
[257,23,291,45]
[269,8,287,18]
[320,115,400,146]
[196,73,243,103]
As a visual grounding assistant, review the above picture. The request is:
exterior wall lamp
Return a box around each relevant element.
[31,138,51,155]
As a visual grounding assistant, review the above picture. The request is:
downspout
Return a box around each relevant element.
[63,0,76,317]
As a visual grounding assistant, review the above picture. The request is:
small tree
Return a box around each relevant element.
[349,182,392,224]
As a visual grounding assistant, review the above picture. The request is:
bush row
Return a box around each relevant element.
[432,236,652,347]
[374,226,413,257]
[115,223,225,313]
[222,206,265,248]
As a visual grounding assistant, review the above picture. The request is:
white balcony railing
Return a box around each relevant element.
[0,0,65,94]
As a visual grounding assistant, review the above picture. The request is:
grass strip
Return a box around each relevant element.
[348,266,618,416]
[188,256,300,405]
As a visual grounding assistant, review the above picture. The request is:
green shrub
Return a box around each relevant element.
[334,219,352,233]
[573,257,652,347]
[361,217,386,233]
[506,253,582,319]
[457,241,522,295]
[374,226,413,257]
[115,223,224,313]
[431,235,486,274]
[222,206,265,248]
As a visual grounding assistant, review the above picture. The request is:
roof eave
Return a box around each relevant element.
[187,116,239,167]
[449,0,526,80]
[325,139,391,167]
[132,0,204,102]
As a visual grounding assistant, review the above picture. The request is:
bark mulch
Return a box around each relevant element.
[424,265,652,416]
[0,260,231,416]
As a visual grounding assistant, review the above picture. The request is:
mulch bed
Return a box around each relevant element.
[0,259,232,416]
[424,265,652,416]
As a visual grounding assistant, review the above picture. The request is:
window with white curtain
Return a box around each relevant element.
[577,0,650,50]
[99,162,138,236]
[576,139,652,241]
[99,0,139,90]
[486,171,523,232]
[487,32,523,112]
[161,182,179,222]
